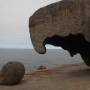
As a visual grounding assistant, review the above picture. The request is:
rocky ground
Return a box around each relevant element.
[0,63,90,90]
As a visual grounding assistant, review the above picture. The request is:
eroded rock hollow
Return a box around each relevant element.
[29,0,90,66]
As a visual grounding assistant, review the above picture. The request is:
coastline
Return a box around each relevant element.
[0,49,83,70]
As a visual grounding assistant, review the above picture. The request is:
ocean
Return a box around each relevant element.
[0,49,83,71]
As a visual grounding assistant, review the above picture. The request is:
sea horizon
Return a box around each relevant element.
[0,48,83,71]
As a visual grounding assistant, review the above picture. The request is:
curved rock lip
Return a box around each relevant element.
[29,0,90,56]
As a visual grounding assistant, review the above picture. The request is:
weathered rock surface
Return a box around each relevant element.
[0,62,25,85]
[37,65,47,70]
[29,0,90,66]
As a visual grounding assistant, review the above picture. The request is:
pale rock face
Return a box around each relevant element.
[29,0,90,66]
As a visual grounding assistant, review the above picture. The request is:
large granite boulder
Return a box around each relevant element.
[29,0,90,66]
[0,62,25,85]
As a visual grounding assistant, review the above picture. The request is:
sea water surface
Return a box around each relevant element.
[0,49,83,71]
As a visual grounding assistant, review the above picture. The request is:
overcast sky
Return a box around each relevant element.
[0,0,61,49]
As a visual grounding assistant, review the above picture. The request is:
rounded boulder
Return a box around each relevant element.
[0,61,25,85]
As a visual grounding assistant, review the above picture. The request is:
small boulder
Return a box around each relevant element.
[0,61,25,85]
[37,65,47,70]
